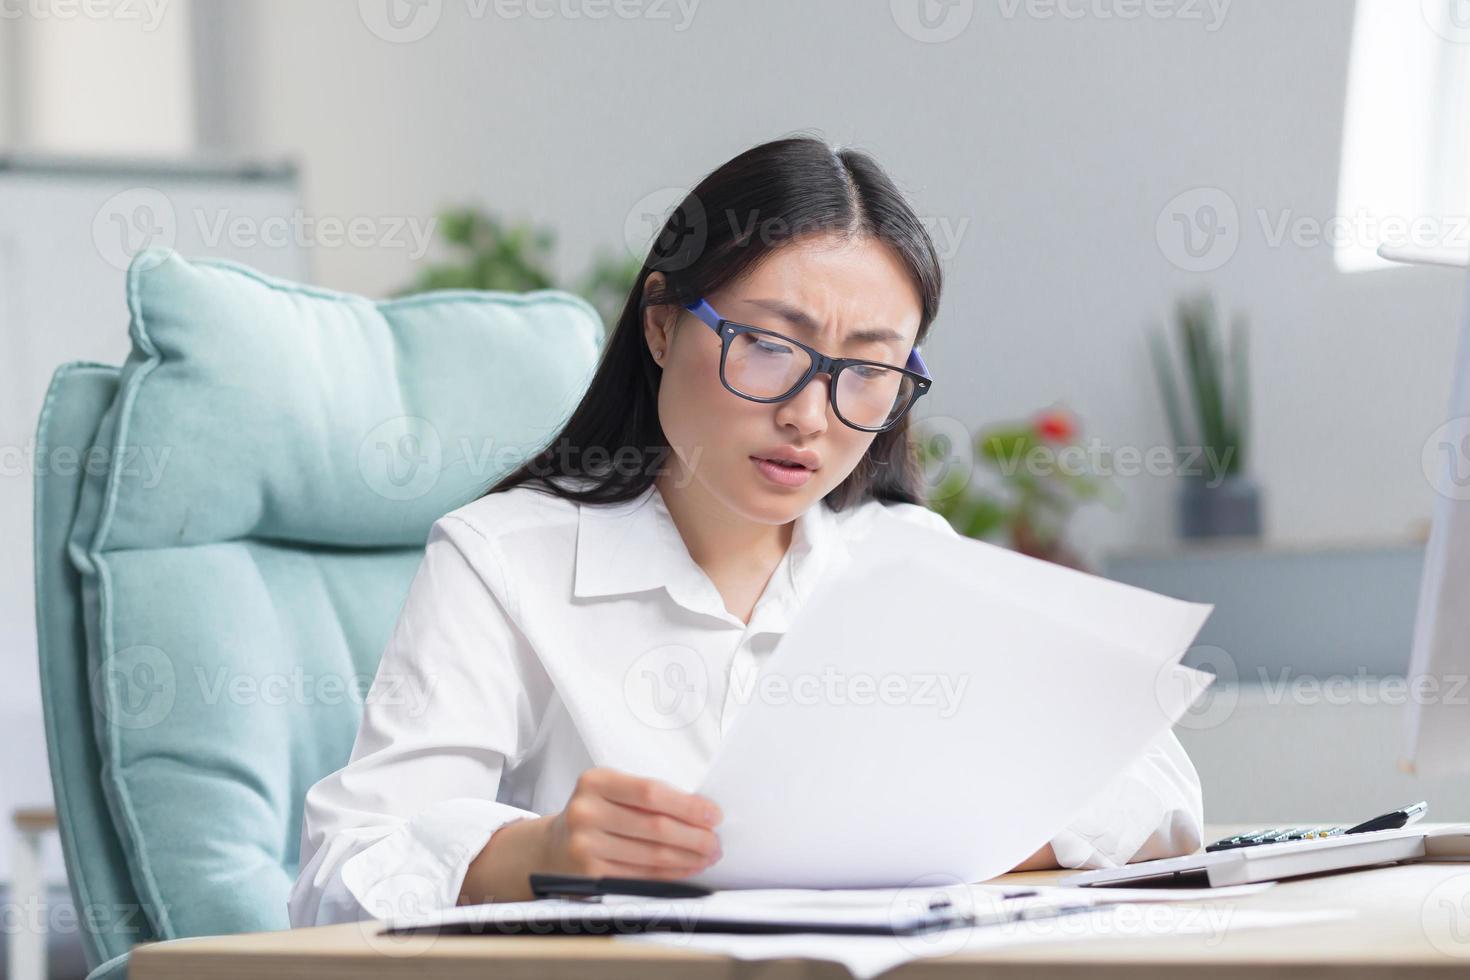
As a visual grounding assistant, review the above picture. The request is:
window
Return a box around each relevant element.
[1336,0,1470,271]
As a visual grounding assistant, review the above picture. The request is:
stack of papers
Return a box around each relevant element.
[692,509,1215,888]
[382,880,1275,938]
[616,889,1346,980]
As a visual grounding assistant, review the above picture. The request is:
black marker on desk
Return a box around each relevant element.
[529,873,713,901]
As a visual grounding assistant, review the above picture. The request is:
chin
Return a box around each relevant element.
[716,470,802,517]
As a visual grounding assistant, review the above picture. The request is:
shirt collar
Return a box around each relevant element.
[573,482,843,628]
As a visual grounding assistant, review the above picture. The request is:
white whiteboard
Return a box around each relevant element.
[0,155,307,880]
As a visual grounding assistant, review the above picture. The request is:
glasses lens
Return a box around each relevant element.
[725,331,813,399]
[836,363,917,430]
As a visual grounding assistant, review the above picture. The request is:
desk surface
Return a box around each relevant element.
[130,824,1470,980]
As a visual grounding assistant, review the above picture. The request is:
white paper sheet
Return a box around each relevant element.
[616,904,1353,980]
[693,510,1215,889]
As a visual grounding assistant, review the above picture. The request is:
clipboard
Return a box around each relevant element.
[379,884,1091,937]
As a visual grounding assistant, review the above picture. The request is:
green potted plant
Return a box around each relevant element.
[1148,293,1261,538]
[918,408,1119,569]
[398,207,642,331]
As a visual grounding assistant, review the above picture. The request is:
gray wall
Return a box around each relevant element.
[5,1,1464,828]
[218,0,1465,561]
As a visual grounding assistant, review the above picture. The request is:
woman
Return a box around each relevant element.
[289,136,1203,926]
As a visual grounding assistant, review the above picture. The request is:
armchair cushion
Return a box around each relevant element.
[64,248,603,939]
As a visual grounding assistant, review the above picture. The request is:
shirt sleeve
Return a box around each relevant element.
[287,516,552,927]
[1048,729,1205,868]
[882,500,1206,868]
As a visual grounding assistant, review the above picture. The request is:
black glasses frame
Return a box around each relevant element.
[684,299,933,433]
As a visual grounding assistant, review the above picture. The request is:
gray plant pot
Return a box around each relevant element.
[1178,474,1263,539]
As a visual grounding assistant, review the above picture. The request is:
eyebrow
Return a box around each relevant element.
[744,298,908,346]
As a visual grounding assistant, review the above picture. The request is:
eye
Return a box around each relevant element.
[754,338,794,356]
[851,364,889,380]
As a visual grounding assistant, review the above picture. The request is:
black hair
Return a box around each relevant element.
[481,133,943,512]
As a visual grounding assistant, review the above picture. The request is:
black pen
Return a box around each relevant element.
[529,872,713,901]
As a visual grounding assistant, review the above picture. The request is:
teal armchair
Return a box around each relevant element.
[33,249,604,979]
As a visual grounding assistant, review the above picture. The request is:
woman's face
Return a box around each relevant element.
[644,233,924,525]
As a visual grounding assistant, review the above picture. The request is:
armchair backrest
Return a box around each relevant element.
[34,249,604,969]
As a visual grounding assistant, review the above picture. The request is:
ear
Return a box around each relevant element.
[641,272,678,364]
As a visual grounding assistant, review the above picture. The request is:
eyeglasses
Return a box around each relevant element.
[682,298,933,433]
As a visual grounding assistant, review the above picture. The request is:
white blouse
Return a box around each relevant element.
[288,481,1203,926]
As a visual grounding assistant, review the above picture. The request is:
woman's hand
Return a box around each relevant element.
[459,768,722,904]
[541,768,723,877]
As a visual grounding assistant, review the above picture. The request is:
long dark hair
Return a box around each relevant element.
[482,134,943,512]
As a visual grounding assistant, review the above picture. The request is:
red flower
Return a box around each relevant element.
[1036,410,1075,443]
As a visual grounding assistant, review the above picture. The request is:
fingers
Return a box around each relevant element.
[599,858,703,880]
[588,830,711,876]
[595,798,721,862]
[584,769,722,829]
[555,769,724,879]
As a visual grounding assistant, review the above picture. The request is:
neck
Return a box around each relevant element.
[653,470,793,574]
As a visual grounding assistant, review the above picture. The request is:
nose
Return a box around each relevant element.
[774,371,831,437]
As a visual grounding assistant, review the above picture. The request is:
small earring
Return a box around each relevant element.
[654,349,664,360]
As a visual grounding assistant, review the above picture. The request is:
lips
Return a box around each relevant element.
[751,447,821,470]
[752,455,815,487]
[753,455,809,470]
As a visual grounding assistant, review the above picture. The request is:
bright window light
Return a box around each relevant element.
[1336,1,1470,272]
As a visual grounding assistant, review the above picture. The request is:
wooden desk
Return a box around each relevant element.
[130,825,1470,980]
